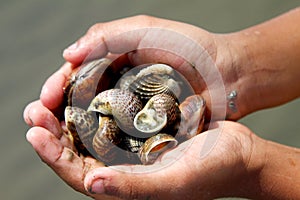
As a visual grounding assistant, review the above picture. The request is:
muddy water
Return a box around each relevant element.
[1,1,299,199]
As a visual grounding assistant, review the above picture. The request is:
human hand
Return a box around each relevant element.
[23,102,300,200]
[60,15,240,120]
[24,12,300,199]
[82,120,262,200]
[23,99,259,200]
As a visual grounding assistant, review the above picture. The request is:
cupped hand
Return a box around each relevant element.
[23,15,255,199]
[24,102,263,200]
[40,15,245,122]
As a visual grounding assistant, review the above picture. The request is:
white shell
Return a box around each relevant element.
[133,94,179,134]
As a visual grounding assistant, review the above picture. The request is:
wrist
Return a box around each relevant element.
[212,32,255,120]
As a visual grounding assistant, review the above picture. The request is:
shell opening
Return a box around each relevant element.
[133,109,167,134]
[139,133,178,165]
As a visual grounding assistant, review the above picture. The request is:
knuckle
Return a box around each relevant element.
[134,15,155,25]
[86,23,103,35]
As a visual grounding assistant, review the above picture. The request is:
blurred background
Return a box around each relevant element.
[1,0,299,199]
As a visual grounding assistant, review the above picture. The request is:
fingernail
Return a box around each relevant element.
[89,179,105,194]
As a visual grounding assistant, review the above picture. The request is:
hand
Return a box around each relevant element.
[23,100,121,200]
[23,101,261,200]
[61,15,241,120]
[23,102,300,200]
[83,121,262,200]
[24,12,300,199]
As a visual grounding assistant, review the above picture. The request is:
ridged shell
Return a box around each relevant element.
[128,73,181,102]
[178,95,206,139]
[133,93,180,134]
[64,106,98,155]
[139,133,178,165]
[136,63,174,78]
[88,89,143,132]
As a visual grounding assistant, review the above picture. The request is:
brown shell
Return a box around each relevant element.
[63,58,113,109]
[64,61,206,165]
[88,89,143,132]
[64,106,98,155]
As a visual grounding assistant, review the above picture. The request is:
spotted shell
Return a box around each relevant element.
[139,133,178,165]
[88,89,143,132]
[133,93,180,134]
[64,106,98,155]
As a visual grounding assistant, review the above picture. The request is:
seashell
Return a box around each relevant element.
[139,133,178,165]
[92,116,120,156]
[178,95,206,139]
[64,106,98,155]
[128,73,181,101]
[122,135,146,153]
[63,58,113,109]
[92,116,127,164]
[133,93,180,134]
[88,89,143,132]
[135,63,174,78]
[119,75,136,91]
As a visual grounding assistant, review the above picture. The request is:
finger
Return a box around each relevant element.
[63,16,211,65]
[26,127,121,199]
[23,100,62,138]
[84,166,172,199]
[26,126,84,192]
[63,16,148,64]
[83,139,198,200]
[40,62,73,110]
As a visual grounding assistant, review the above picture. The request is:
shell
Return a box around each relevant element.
[64,106,98,155]
[63,58,113,109]
[64,61,206,165]
[178,95,206,139]
[128,73,181,102]
[93,116,148,164]
[88,89,143,132]
[122,135,146,153]
[133,93,180,134]
[92,116,140,164]
[92,116,121,162]
[139,133,178,165]
[136,63,174,78]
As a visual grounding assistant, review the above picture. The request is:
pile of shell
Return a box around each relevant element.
[63,58,205,165]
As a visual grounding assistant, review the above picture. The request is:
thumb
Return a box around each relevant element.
[84,165,172,199]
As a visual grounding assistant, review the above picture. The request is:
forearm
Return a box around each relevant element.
[233,133,300,200]
[215,7,300,119]
[257,140,300,199]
